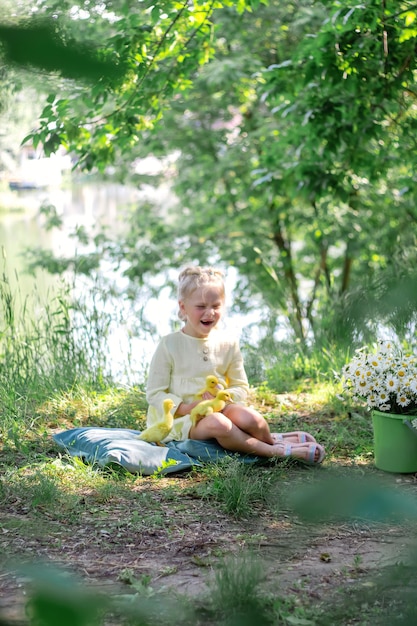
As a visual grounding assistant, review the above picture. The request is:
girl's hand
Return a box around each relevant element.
[201,391,215,400]
[175,401,200,417]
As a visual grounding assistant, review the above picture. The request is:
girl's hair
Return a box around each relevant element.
[177,265,225,321]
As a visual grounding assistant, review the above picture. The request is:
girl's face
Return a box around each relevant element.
[179,286,224,338]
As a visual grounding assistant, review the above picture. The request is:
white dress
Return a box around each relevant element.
[145,329,249,442]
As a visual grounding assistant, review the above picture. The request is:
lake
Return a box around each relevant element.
[0,180,261,385]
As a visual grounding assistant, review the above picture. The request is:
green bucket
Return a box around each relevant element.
[372,410,417,473]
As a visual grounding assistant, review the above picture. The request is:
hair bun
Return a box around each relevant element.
[178,266,224,282]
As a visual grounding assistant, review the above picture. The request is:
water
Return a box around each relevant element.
[0,180,262,385]
[0,181,155,383]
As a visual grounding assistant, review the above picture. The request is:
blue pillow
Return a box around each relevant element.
[53,427,199,475]
[168,438,261,464]
[53,428,262,475]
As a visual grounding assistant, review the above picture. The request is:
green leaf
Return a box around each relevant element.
[289,475,417,523]
[0,19,120,81]
[21,133,34,145]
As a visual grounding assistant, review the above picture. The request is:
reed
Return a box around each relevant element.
[0,268,111,444]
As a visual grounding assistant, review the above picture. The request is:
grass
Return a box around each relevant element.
[1,275,416,625]
[205,552,272,625]
[1,384,415,626]
[196,456,282,518]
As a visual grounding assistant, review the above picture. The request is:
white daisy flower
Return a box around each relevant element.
[396,394,411,407]
[340,341,417,415]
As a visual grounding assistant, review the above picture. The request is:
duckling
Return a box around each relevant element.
[195,375,223,399]
[190,390,233,426]
[137,398,175,444]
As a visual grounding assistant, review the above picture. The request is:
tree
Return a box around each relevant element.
[114,0,417,346]
[257,0,417,342]
[0,0,260,169]
[6,0,417,349]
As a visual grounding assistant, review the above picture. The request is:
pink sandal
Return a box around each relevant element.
[279,442,325,465]
[272,431,317,444]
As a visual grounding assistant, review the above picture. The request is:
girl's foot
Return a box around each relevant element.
[272,431,317,444]
[272,441,325,465]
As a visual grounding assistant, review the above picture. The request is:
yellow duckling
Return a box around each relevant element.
[195,375,223,399]
[138,398,175,444]
[190,390,233,426]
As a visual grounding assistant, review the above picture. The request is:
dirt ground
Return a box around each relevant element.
[1,464,416,625]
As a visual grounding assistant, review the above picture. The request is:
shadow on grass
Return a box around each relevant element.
[2,471,417,625]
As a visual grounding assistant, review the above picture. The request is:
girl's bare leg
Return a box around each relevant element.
[222,404,275,444]
[189,413,324,461]
[222,404,317,445]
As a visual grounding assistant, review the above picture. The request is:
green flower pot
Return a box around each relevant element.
[372,410,417,473]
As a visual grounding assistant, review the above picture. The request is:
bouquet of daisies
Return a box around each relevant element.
[341,341,417,415]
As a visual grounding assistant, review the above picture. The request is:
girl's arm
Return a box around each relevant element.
[223,341,250,403]
[146,339,184,414]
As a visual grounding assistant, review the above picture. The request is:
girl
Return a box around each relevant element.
[145,265,325,463]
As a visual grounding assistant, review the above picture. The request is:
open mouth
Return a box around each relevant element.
[201,320,214,326]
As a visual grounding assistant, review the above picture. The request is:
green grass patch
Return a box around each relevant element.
[195,456,284,518]
[1,272,416,626]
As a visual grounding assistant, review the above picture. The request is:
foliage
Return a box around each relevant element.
[4,0,417,355]
[289,472,417,523]
[2,0,259,170]
[251,0,417,341]
[341,340,417,415]
[135,0,417,347]
[21,0,416,351]
[242,332,349,390]
[0,19,120,81]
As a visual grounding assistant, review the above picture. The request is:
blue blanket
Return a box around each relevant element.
[53,427,262,475]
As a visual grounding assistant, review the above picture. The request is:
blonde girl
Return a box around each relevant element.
[145,265,325,463]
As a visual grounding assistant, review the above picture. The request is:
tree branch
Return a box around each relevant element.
[270,209,305,340]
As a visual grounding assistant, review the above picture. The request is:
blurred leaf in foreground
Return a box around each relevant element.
[21,564,105,626]
[288,474,417,523]
[0,19,120,81]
